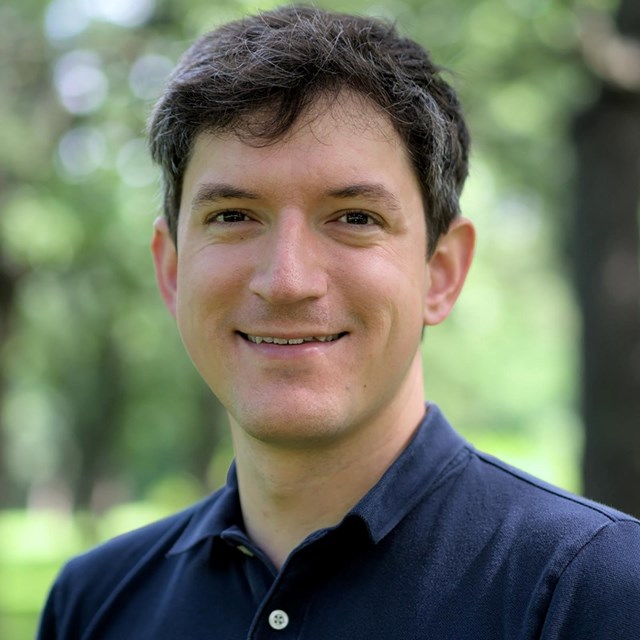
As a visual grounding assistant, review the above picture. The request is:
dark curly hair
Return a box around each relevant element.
[148,4,470,254]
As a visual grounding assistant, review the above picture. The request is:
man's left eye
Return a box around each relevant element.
[339,211,375,225]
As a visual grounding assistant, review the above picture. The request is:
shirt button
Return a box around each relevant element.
[268,609,289,630]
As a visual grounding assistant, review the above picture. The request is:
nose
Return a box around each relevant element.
[249,211,328,304]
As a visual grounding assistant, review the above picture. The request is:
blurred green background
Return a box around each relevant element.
[2,0,639,637]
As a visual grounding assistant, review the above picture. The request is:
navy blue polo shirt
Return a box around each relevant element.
[38,405,640,639]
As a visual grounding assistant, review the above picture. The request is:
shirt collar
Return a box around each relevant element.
[167,463,242,556]
[167,404,469,555]
[348,403,469,543]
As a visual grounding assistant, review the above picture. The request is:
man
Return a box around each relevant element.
[39,5,640,639]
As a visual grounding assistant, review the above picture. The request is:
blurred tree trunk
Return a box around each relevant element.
[72,333,125,511]
[573,0,640,517]
[0,249,20,507]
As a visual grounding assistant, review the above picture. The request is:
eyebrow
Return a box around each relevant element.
[327,183,402,212]
[189,181,402,212]
[190,183,260,210]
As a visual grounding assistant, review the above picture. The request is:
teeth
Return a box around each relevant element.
[246,334,341,345]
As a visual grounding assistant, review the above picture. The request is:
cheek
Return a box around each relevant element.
[179,245,250,299]
[334,261,426,360]
[175,250,247,344]
[340,247,427,315]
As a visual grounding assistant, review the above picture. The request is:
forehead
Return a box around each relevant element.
[179,91,423,222]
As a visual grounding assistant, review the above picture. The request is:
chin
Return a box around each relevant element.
[229,401,350,448]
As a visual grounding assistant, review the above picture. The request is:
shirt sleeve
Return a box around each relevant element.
[541,519,640,639]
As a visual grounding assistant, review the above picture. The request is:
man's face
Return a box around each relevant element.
[153,94,462,448]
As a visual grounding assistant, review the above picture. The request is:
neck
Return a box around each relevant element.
[229,365,426,570]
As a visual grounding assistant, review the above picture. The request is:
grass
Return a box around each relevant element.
[0,504,172,640]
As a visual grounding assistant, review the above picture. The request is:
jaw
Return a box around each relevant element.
[219,331,426,454]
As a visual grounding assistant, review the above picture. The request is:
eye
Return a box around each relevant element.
[209,210,252,223]
[338,211,377,225]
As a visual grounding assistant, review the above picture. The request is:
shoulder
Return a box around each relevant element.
[37,491,224,639]
[420,406,636,538]
[63,497,205,581]
[471,449,640,619]
[540,519,640,637]
[444,445,640,584]
[446,447,640,636]
[468,446,637,530]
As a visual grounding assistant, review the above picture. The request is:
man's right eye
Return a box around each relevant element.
[211,210,250,223]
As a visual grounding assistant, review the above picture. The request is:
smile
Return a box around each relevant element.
[239,332,345,345]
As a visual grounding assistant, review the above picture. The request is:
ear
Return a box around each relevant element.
[151,216,178,318]
[424,217,475,326]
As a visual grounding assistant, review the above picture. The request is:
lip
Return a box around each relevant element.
[236,331,347,358]
[238,331,345,345]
